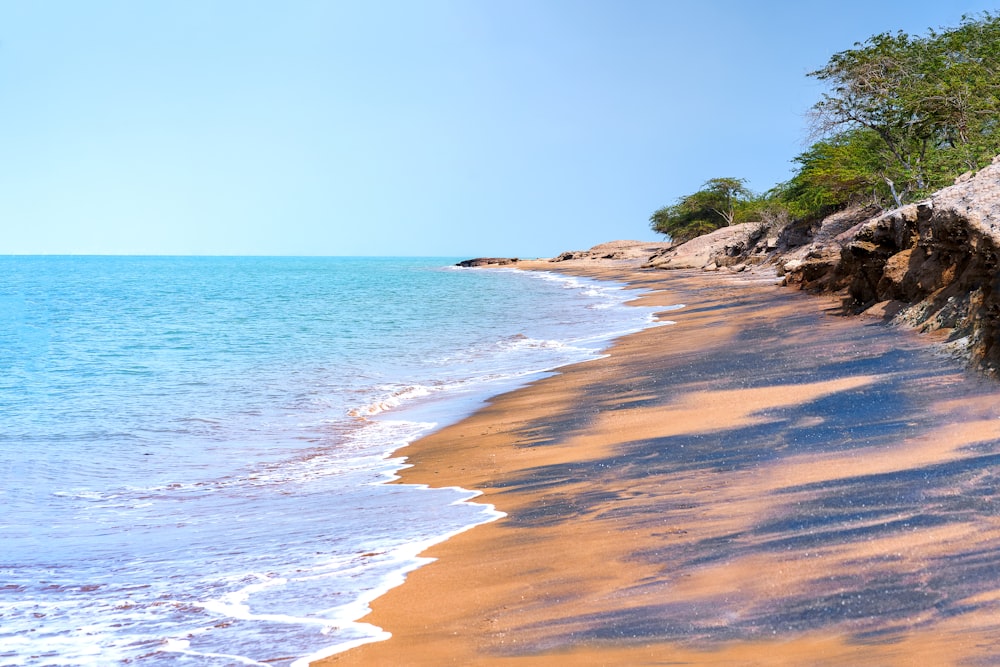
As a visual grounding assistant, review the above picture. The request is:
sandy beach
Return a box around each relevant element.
[317,262,1000,666]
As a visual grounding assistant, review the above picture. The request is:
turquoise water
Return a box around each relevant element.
[0,256,672,665]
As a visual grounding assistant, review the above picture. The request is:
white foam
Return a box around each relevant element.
[289,629,393,667]
[287,492,505,667]
[497,334,575,352]
[348,384,438,417]
[200,574,332,628]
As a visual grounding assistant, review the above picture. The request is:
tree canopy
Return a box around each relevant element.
[649,177,753,243]
[809,13,1000,206]
[651,12,1000,242]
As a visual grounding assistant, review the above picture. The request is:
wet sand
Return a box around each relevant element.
[317,264,1000,666]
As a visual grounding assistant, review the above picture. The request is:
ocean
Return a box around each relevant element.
[0,256,672,666]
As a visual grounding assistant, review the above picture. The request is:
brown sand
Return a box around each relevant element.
[316,264,1000,666]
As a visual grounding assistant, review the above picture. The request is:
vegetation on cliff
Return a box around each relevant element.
[652,12,1000,243]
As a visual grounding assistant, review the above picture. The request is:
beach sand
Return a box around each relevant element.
[317,263,1000,666]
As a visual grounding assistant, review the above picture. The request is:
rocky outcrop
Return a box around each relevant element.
[779,158,1000,374]
[456,257,519,268]
[643,221,782,272]
[776,205,882,292]
[552,240,671,262]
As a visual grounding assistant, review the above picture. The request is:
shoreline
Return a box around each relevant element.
[317,261,1000,666]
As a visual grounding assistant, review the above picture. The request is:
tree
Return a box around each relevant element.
[808,13,1000,206]
[809,30,932,205]
[702,177,753,226]
[777,128,892,219]
[919,14,1000,175]
[650,177,754,243]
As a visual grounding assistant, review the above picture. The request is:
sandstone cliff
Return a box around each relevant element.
[645,156,1000,375]
[783,158,1000,373]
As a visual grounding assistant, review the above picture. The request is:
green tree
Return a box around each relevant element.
[809,30,932,205]
[777,128,891,220]
[919,14,1000,176]
[702,177,753,226]
[650,177,754,243]
[808,13,1000,206]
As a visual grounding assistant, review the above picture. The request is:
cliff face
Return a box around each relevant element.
[783,157,1000,373]
[644,223,779,271]
[647,156,1000,375]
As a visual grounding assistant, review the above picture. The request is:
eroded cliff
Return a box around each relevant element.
[782,158,1000,373]
[644,156,1000,374]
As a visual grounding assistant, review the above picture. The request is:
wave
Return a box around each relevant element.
[347,385,439,417]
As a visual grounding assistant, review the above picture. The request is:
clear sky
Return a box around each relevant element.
[2,1,997,257]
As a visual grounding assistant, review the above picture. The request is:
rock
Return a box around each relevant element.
[551,240,671,262]
[455,257,519,268]
[780,259,802,274]
[780,205,882,292]
[643,223,762,270]
[779,157,1000,374]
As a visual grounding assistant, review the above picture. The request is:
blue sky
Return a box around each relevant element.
[2,1,997,257]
